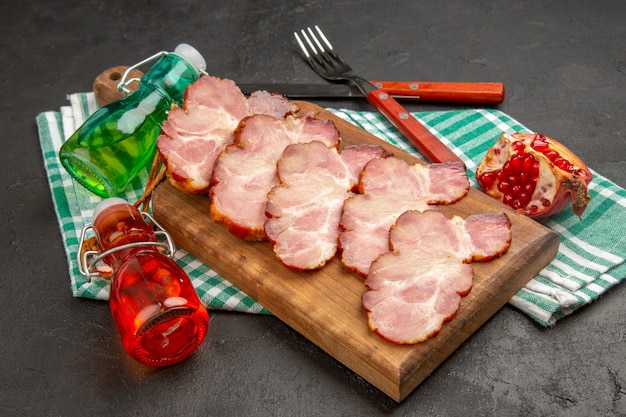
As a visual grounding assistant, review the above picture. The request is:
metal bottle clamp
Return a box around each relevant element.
[117,50,209,95]
[116,50,169,96]
[77,211,176,282]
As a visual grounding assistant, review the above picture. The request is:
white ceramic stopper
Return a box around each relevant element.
[174,43,207,74]
[93,197,129,220]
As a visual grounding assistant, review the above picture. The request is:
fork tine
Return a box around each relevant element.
[305,28,335,67]
[295,30,320,68]
[297,28,331,71]
[294,31,311,58]
[306,27,325,55]
[312,26,349,68]
[295,25,352,78]
[300,29,318,55]
[312,26,334,53]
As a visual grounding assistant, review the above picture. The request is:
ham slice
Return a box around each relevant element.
[210,114,341,240]
[339,157,470,276]
[157,76,298,193]
[362,209,512,344]
[265,141,389,270]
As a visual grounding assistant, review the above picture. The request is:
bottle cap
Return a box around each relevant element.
[174,43,207,75]
[93,197,130,220]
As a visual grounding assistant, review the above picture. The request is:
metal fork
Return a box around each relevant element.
[295,26,463,165]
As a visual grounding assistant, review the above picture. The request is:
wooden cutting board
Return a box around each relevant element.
[152,102,560,402]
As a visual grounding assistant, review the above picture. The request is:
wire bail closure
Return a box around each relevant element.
[117,50,209,96]
[116,51,168,96]
[77,211,176,282]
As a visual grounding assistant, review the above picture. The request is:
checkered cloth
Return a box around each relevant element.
[36,92,626,326]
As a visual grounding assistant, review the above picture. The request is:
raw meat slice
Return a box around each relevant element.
[362,209,511,344]
[210,114,341,240]
[247,90,298,116]
[339,157,470,276]
[157,76,298,193]
[340,145,393,190]
[265,141,389,270]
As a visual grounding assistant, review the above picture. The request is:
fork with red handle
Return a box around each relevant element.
[295,25,501,164]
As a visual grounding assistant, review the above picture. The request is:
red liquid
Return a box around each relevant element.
[94,202,209,367]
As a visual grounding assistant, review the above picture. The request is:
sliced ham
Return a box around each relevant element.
[265,141,389,270]
[339,157,470,277]
[157,76,298,193]
[210,114,341,240]
[362,209,512,344]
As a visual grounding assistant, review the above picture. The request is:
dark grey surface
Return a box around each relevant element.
[1,1,625,416]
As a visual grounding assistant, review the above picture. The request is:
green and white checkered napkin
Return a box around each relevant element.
[36,92,626,326]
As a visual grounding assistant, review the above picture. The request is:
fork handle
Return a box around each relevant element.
[366,90,465,165]
[370,81,505,104]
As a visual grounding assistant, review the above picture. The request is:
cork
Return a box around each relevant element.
[92,65,144,107]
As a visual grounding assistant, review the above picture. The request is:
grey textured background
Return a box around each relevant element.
[1,1,624,416]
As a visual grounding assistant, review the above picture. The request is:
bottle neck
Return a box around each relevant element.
[93,203,157,268]
[141,53,200,104]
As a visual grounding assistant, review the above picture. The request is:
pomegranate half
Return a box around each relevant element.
[476,133,592,219]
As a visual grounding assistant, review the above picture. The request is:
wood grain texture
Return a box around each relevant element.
[152,102,560,401]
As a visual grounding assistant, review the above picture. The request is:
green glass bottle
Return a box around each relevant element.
[59,44,206,198]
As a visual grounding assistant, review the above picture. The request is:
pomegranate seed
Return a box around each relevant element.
[524,183,535,194]
[531,137,549,152]
[522,154,538,173]
[512,141,526,153]
[575,168,591,180]
[519,171,529,184]
[510,154,524,171]
[519,192,530,204]
[478,172,496,189]
[552,156,563,167]
[544,150,559,161]
[554,157,573,172]
[541,198,551,207]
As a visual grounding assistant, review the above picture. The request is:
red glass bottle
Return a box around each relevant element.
[89,198,209,367]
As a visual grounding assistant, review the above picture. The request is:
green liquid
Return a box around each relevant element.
[59,89,164,198]
[59,53,200,198]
